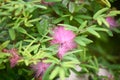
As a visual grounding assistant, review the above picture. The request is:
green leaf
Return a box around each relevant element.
[106,30,113,36]
[84,64,98,71]
[63,56,79,61]
[93,56,99,70]
[0,64,5,69]
[62,63,75,68]
[59,67,65,80]
[79,48,87,61]
[9,29,16,40]
[0,52,10,58]
[93,7,109,19]
[75,15,92,19]
[64,49,83,56]
[44,59,57,63]
[79,21,87,29]
[62,0,69,7]
[41,37,53,43]
[0,12,11,16]
[28,44,40,53]
[34,5,47,9]
[62,61,79,68]
[45,56,60,63]
[69,2,75,13]
[75,4,84,12]
[74,17,84,24]
[43,63,55,80]
[75,36,93,46]
[75,37,86,46]
[62,61,79,65]
[38,19,48,35]
[58,24,78,31]
[15,7,22,16]
[101,0,111,7]
[0,40,10,50]
[53,17,64,24]
[24,60,29,66]
[107,11,120,16]
[92,27,108,32]
[52,5,63,16]
[28,18,41,23]
[96,17,103,25]
[25,22,33,27]
[49,66,60,80]
[82,67,89,73]
[70,15,73,21]
[16,27,27,34]
[33,51,49,59]
[80,36,93,44]
[101,17,109,27]
[87,27,100,38]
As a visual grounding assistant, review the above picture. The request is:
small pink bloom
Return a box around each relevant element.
[2,48,21,68]
[106,16,119,27]
[31,61,50,78]
[51,26,77,59]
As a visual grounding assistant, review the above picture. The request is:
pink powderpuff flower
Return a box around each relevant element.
[50,26,77,59]
[2,48,21,68]
[106,16,119,27]
[31,61,50,79]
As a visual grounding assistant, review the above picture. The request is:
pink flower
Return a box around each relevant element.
[106,16,119,27]
[2,48,21,68]
[51,26,77,59]
[31,61,50,78]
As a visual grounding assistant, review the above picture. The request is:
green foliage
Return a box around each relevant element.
[0,0,120,80]
[75,35,93,46]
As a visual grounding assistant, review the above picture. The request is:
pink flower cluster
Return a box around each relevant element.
[2,48,21,68]
[31,26,77,79]
[31,61,50,79]
[50,26,77,59]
